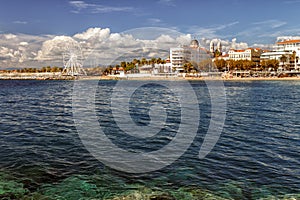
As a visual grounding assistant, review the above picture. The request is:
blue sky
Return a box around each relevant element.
[1,0,300,44]
[1,0,300,68]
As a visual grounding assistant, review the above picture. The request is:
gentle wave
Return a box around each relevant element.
[0,80,299,199]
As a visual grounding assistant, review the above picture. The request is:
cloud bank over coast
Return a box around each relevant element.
[0,27,272,69]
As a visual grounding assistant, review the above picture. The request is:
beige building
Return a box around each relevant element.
[228,48,263,63]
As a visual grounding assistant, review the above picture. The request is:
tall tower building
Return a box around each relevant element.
[210,41,215,54]
[217,41,222,52]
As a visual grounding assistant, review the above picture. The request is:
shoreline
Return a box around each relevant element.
[98,76,300,81]
[1,73,300,81]
[187,76,300,81]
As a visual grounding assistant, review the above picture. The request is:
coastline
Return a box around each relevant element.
[97,76,300,81]
[2,73,300,81]
[187,76,300,81]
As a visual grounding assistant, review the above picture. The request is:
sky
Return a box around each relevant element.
[1,0,300,68]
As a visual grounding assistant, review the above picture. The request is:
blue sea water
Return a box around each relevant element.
[0,79,299,199]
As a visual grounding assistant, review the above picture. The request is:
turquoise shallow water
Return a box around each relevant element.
[0,80,299,199]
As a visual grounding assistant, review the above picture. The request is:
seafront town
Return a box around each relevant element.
[125,36,300,79]
[1,36,300,80]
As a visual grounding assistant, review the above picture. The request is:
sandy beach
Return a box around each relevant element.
[89,75,300,81]
[187,76,300,81]
[2,73,300,81]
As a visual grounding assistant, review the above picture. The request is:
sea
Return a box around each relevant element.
[0,79,299,199]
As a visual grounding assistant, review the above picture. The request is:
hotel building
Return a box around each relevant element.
[170,39,210,72]
[260,38,300,70]
[228,48,263,63]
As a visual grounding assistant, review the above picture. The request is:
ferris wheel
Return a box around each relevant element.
[62,40,87,76]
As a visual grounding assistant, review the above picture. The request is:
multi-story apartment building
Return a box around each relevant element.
[170,47,191,72]
[260,37,300,70]
[170,39,209,72]
[275,39,300,52]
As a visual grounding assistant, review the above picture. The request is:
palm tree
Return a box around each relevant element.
[290,51,297,70]
[151,57,157,64]
[115,64,120,74]
[157,57,162,64]
[120,61,126,69]
[141,58,147,65]
[280,54,288,70]
[183,62,194,73]
[262,59,279,71]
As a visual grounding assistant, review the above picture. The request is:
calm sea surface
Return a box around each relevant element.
[0,80,299,199]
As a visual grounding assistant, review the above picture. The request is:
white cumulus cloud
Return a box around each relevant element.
[0,27,266,69]
[73,27,110,41]
[0,27,194,68]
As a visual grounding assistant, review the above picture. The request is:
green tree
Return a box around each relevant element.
[150,57,157,64]
[125,62,135,71]
[51,66,58,72]
[261,59,279,71]
[280,54,288,69]
[141,58,147,65]
[45,66,51,72]
[243,60,256,70]
[120,61,126,70]
[104,65,114,75]
[214,49,222,58]
[214,59,226,71]
[183,62,194,73]
[157,57,162,64]
[132,58,140,66]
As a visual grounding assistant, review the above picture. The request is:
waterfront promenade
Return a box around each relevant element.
[2,72,300,81]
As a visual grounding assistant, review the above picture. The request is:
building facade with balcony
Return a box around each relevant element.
[170,47,191,72]
[260,38,300,70]
[170,39,210,72]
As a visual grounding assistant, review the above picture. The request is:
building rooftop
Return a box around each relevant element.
[277,39,300,45]
[229,48,262,52]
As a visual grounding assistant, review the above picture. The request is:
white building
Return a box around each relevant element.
[260,38,300,70]
[139,62,172,75]
[212,53,230,62]
[275,39,300,52]
[170,47,191,72]
[170,39,210,72]
[260,51,291,63]
[228,48,263,63]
